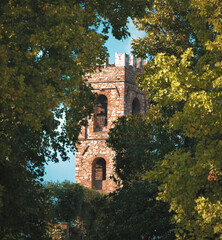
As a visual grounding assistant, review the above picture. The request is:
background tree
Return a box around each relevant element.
[46,181,102,240]
[88,180,175,240]
[132,0,222,239]
[0,0,149,238]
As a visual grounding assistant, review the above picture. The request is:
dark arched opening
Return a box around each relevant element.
[132,97,140,115]
[92,158,106,190]
[94,95,108,132]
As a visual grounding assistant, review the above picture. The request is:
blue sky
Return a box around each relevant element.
[106,19,145,63]
[44,19,145,183]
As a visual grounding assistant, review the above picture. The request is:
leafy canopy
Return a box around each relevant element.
[0,0,149,238]
[132,0,222,239]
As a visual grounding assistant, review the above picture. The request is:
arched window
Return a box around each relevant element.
[94,95,108,132]
[132,97,140,115]
[92,158,106,190]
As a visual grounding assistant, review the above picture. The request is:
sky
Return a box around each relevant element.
[105,19,144,64]
[43,19,145,183]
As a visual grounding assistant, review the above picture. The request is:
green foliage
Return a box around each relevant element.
[103,114,177,239]
[0,0,149,238]
[0,182,51,240]
[107,114,183,184]
[107,115,153,183]
[132,0,202,59]
[0,0,99,233]
[132,0,222,239]
[89,180,174,240]
[46,181,102,240]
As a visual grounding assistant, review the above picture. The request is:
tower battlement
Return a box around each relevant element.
[114,53,143,70]
[103,53,145,71]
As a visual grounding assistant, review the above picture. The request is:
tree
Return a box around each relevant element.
[46,181,102,240]
[89,180,175,240]
[132,0,222,239]
[0,0,149,238]
[106,114,182,185]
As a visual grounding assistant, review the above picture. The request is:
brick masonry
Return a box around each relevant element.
[75,53,147,193]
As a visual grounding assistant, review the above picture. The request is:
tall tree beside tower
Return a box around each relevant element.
[132,0,222,239]
[0,0,149,238]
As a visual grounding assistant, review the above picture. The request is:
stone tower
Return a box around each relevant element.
[75,53,147,193]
